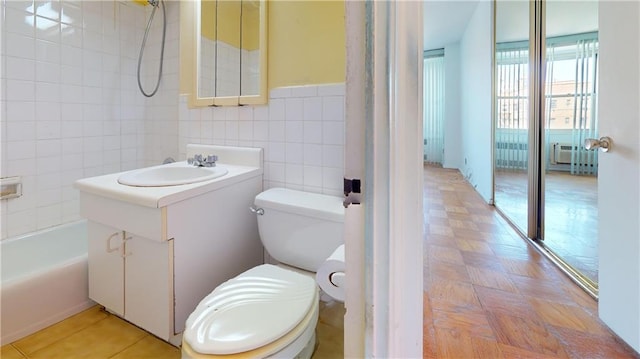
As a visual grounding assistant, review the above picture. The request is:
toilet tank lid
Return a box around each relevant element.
[255,188,345,223]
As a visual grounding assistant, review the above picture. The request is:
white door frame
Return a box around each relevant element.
[344,1,424,357]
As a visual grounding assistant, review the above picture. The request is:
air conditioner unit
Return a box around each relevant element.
[550,143,595,166]
[553,143,574,164]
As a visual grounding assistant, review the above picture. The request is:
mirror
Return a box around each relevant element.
[189,0,267,106]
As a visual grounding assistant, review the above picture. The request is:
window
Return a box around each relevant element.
[496,33,599,175]
[423,49,445,165]
[496,33,598,131]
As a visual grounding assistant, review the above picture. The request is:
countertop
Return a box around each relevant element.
[74,162,263,209]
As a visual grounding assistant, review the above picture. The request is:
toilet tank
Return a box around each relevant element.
[254,188,344,272]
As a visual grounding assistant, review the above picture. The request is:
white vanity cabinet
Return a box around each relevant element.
[87,221,173,340]
[76,145,264,346]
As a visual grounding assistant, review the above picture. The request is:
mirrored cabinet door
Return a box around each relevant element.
[198,0,217,99]
[215,0,241,100]
[186,0,267,107]
[240,1,262,99]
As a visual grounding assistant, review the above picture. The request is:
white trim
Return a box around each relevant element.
[387,1,424,355]
[344,1,366,357]
[360,1,424,357]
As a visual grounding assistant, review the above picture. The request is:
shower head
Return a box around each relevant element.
[148,0,159,7]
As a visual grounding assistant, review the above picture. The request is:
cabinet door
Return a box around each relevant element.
[124,235,174,340]
[88,221,124,316]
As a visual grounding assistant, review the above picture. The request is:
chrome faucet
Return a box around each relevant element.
[187,154,218,167]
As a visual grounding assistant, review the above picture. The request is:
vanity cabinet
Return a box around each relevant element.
[88,222,173,340]
[76,145,265,346]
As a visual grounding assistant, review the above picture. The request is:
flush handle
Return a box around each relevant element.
[250,206,264,215]
[584,136,612,153]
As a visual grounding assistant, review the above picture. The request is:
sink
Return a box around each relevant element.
[117,164,229,187]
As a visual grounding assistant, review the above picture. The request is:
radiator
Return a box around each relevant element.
[495,142,528,169]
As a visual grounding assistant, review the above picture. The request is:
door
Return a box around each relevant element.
[542,1,600,288]
[597,1,640,352]
[493,0,531,234]
[87,221,124,316]
[124,235,173,340]
[495,0,603,293]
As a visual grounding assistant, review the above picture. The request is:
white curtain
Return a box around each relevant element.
[495,47,529,170]
[423,55,445,164]
[570,38,599,176]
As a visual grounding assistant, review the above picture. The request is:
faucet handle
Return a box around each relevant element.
[188,154,217,167]
[206,155,218,163]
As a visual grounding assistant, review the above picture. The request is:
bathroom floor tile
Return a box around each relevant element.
[110,336,180,359]
[12,305,108,355]
[313,321,344,359]
[1,344,26,359]
[318,300,345,330]
[28,315,147,359]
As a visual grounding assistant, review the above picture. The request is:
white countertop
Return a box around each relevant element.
[74,162,263,209]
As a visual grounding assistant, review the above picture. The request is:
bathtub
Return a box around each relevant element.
[1,220,94,345]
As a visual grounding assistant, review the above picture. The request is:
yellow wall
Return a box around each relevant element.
[202,1,260,50]
[268,0,346,89]
[242,2,260,51]
[216,0,242,48]
[201,0,216,41]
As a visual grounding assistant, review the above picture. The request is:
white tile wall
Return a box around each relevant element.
[0,0,344,239]
[178,83,346,197]
[0,0,181,239]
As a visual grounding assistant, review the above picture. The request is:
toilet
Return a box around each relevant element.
[182,188,344,358]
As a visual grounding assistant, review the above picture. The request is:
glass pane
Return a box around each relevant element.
[199,0,217,98]
[494,0,530,233]
[544,1,599,284]
[240,0,261,97]
[216,0,241,97]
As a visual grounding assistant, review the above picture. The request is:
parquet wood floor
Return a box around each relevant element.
[495,169,598,282]
[423,165,639,359]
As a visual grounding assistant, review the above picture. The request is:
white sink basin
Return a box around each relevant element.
[118,165,229,187]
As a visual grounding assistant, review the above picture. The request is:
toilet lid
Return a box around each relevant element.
[183,264,317,355]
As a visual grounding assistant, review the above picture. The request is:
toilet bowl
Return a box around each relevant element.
[182,188,344,358]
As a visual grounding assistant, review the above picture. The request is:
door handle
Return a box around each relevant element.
[106,232,121,253]
[584,136,612,153]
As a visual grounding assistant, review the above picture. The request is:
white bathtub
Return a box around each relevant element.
[1,220,94,345]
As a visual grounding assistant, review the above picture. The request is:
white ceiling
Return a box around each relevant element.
[496,1,598,42]
[423,1,479,51]
[424,0,599,51]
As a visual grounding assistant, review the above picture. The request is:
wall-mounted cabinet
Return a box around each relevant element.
[184,0,268,107]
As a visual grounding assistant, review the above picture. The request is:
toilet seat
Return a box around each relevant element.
[183,264,318,357]
[182,298,318,359]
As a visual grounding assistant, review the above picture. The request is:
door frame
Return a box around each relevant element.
[344,1,424,357]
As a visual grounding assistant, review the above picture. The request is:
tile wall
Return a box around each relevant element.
[0,0,180,239]
[0,0,345,239]
[178,83,346,197]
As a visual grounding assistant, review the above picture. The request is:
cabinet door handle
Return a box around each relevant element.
[106,232,121,253]
[122,234,132,258]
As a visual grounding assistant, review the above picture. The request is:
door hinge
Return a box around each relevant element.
[343,178,361,208]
